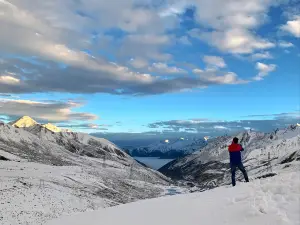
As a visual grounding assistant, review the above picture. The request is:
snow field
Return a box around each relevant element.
[47,165,300,225]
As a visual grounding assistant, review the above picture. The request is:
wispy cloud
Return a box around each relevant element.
[278,41,295,48]
[0,74,20,84]
[149,63,187,74]
[193,69,248,85]
[129,58,148,69]
[58,123,110,130]
[203,56,227,69]
[251,52,273,60]
[254,62,277,81]
[178,36,192,45]
[0,98,98,123]
[245,111,300,120]
[147,112,299,134]
[213,125,230,130]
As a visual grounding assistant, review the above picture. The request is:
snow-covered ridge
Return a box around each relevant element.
[159,124,300,190]
[0,122,125,161]
[43,123,62,132]
[0,122,171,225]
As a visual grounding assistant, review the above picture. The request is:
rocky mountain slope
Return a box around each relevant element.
[0,118,171,225]
[127,138,207,159]
[159,125,300,190]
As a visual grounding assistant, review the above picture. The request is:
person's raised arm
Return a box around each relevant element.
[240,145,244,151]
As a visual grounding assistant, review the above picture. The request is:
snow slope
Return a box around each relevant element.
[47,162,300,225]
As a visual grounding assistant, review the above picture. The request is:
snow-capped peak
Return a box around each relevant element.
[9,115,38,128]
[8,116,63,133]
[42,123,61,132]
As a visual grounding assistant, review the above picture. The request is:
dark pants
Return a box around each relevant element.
[230,162,249,186]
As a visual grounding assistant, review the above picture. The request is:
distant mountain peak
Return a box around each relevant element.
[9,115,38,128]
[8,116,62,133]
[42,123,61,133]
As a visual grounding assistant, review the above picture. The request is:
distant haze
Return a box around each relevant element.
[92,118,299,148]
[91,132,204,148]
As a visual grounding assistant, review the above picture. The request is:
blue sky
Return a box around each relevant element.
[0,0,299,141]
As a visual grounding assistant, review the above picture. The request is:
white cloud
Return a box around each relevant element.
[201,29,275,54]
[119,34,173,61]
[0,75,20,84]
[129,58,148,69]
[214,125,229,130]
[281,16,300,37]
[254,62,277,81]
[188,0,278,54]
[57,123,109,130]
[178,36,192,45]
[200,72,247,85]
[192,65,248,85]
[127,34,170,46]
[0,99,98,122]
[251,52,273,60]
[203,56,227,69]
[0,1,160,86]
[0,0,268,96]
[193,69,204,74]
[159,2,187,17]
[0,0,174,66]
[192,0,269,30]
[149,63,187,74]
[88,124,100,129]
[118,9,158,32]
[278,41,294,48]
[192,66,247,85]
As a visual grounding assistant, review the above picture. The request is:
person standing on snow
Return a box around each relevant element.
[228,137,249,186]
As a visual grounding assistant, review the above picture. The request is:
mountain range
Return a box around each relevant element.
[45,124,300,225]
[125,137,207,159]
[1,116,299,224]
[159,124,300,190]
[0,116,171,225]
[8,115,63,132]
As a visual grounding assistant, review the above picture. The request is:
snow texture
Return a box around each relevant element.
[47,163,300,225]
